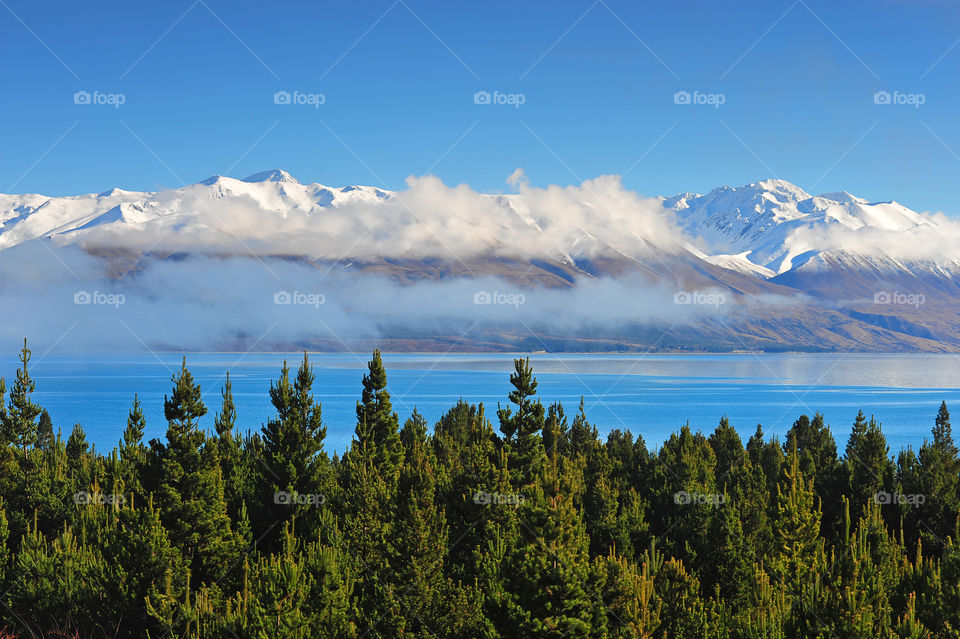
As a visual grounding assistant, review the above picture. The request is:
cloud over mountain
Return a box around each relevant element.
[2,170,959,353]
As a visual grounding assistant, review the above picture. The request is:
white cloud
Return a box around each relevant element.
[63,173,687,261]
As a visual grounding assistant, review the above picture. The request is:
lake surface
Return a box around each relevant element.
[5,352,960,455]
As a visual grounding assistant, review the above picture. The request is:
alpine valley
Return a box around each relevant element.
[2,169,959,353]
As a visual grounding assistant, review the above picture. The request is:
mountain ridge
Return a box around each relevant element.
[2,171,958,353]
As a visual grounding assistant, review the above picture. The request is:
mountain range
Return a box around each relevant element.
[2,169,958,353]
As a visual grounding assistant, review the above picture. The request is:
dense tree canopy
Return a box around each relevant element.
[0,343,956,638]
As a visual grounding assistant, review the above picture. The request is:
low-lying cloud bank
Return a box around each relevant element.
[0,243,733,352]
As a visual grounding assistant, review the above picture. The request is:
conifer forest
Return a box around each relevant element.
[0,340,958,638]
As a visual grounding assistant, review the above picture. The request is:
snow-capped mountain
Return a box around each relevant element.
[0,170,394,251]
[668,179,946,275]
[3,172,952,279]
[2,170,960,352]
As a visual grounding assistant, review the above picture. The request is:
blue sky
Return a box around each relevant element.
[3,0,960,213]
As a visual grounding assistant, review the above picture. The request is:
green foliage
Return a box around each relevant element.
[497,357,547,490]
[257,355,332,548]
[153,357,242,590]
[0,341,956,638]
[1,339,42,453]
[845,411,895,515]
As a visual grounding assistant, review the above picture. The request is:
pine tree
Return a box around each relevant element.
[435,401,511,586]
[116,395,147,501]
[844,411,894,516]
[652,556,708,639]
[214,372,237,437]
[709,416,746,482]
[497,357,547,490]
[258,355,331,547]
[220,522,312,638]
[393,409,449,636]
[897,445,925,550]
[771,442,824,608]
[703,498,752,607]
[65,423,88,460]
[497,454,596,636]
[593,550,661,638]
[569,397,599,460]
[786,413,844,542]
[650,424,717,569]
[124,393,146,448]
[155,357,241,588]
[913,402,960,554]
[543,401,568,461]
[36,409,54,451]
[355,349,402,473]
[214,372,253,534]
[747,424,784,507]
[1,339,42,454]
[340,350,405,637]
[933,401,957,459]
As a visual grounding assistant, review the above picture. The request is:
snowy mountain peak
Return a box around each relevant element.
[815,190,865,205]
[242,169,299,184]
[0,173,952,289]
[667,179,946,275]
[749,179,811,200]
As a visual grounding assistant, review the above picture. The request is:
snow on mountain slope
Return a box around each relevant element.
[0,170,397,251]
[0,171,690,264]
[668,179,948,275]
[0,171,956,286]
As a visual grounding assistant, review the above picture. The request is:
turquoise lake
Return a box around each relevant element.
[6,352,960,455]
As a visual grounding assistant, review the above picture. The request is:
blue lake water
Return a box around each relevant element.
[5,352,960,456]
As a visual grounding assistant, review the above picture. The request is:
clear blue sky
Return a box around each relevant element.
[3,0,960,213]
